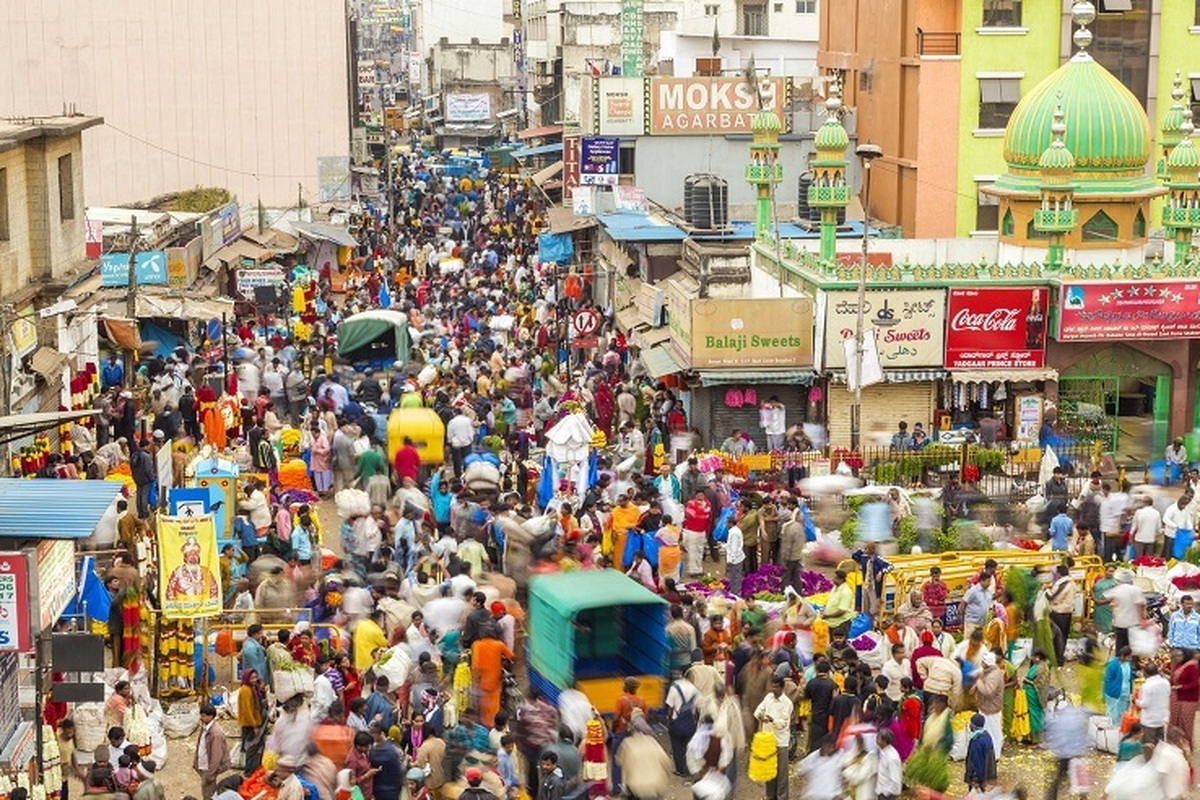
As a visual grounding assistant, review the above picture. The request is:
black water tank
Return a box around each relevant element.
[798,172,847,225]
[684,173,728,229]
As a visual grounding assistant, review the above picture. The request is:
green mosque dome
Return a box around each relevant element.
[751,109,782,134]
[814,116,849,152]
[1002,54,1151,175]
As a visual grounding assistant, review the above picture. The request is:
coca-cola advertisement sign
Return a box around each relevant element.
[945,287,1048,369]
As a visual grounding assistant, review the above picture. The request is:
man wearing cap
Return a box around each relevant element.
[963,713,996,792]
[460,767,497,800]
[491,601,516,651]
[193,703,230,800]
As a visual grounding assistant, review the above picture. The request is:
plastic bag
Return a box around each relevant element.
[848,612,873,640]
[1069,758,1095,793]
[1175,529,1196,559]
[1129,624,1161,658]
[712,507,735,543]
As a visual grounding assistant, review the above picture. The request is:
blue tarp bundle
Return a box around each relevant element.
[537,233,574,264]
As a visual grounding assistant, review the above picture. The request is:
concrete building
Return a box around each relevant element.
[0,115,103,418]
[819,0,1196,238]
[0,0,353,208]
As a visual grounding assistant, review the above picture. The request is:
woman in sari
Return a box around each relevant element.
[1169,649,1199,749]
[1012,650,1050,744]
[998,648,1017,741]
[1092,564,1117,636]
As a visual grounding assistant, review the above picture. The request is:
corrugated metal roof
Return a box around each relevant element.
[598,212,687,243]
[0,478,123,539]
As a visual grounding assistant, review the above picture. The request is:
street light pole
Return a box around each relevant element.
[850,143,882,453]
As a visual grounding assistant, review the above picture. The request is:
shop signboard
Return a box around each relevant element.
[944,287,1047,369]
[99,251,168,287]
[690,298,813,369]
[33,539,75,633]
[1057,280,1200,340]
[823,288,946,369]
[217,202,242,246]
[1016,394,1044,443]
[648,77,789,135]
[357,60,377,88]
[0,554,30,652]
[621,0,645,76]
[562,135,581,204]
[664,278,692,366]
[614,185,648,213]
[237,268,288,300]
[594,77,647,136]
[158,515,222,619]
[580,137,620,185]
[10,304,36,357]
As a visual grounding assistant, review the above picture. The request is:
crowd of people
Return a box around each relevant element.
[36,147,1200,800]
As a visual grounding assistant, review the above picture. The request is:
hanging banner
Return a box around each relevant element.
[1057,280,1200,340]
[562,135,581,205]
[99,252,168,287]
[621,0,645,77]
[648,77,789,135]
[0,554,30,652]
[945,287,1047,369]
[445,93,492,122]
[157,515,222,619]
[823,288,946,368]
[580,137,620,185]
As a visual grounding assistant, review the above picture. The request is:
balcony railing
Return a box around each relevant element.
[917,29,961,57]
[808,184,851,208]
[1033,208,1079,233]
[1163,206,1200,228]
[745,164,784,184]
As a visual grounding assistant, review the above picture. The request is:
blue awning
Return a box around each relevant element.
[0,479,123,539]
[512,142,564,159]
[698,368,815,387]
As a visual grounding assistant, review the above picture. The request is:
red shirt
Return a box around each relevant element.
[1174,660,1200,703]
[394,445,421,482]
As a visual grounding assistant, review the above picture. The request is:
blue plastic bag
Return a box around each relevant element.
[1175,528,1196,559]
[712,506,736,543]
[848,612,873,639]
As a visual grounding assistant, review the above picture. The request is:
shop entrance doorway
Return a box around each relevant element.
[1058,344,1170,461]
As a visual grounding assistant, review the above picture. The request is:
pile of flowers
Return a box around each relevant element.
[850,632,880,652]
[740,564,833,599]
[1009,537,1043,552]
[1171,574,1200,591]
[1132,555,1167,568]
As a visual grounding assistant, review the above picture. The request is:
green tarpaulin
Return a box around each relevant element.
[336,310,411,365]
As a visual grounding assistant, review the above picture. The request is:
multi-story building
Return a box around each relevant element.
[820,0,1193,238]
[0,115,103,419]
[0,0,352,208]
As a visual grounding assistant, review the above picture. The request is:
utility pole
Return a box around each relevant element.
[0,303,11,474]
[124,215,140,380]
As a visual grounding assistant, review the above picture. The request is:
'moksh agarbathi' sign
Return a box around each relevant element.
[648,77,790,135]
[689,298,813,368]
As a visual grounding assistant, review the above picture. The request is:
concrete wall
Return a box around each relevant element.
[421,0,505,47]
[0,0,351,207]
[954,0,1060,237]
[0,148,32,298]
[659,33,818,79]
[635,136,808,209]
[913,56,961,238]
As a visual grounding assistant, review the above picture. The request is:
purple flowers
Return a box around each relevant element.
[739,564,833,598]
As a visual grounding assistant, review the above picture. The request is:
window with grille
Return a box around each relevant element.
[978,78,1020,129]
[1082,210,1119,243]
[704,4,719,14]
[982,0,1021,26]
[743,5,767,35]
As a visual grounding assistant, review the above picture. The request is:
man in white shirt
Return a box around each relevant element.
[881,643,910,703]
[1137,663,1171,744]
[1130,496,1163,558]
[1161,495,1193,560]
[875,728,902,800]
[1106,573,1147,656]
[725,524,746,597]
[754,678,794,800]
[446,408,476,478]
[1098,482,1130,562]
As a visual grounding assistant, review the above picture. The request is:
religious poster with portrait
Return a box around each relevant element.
[157,515,222,618]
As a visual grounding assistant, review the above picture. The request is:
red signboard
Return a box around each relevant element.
[1057,281,1200,341]
[0,553,31,653]
[944,287,1047,369]
[562,135,581,198]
